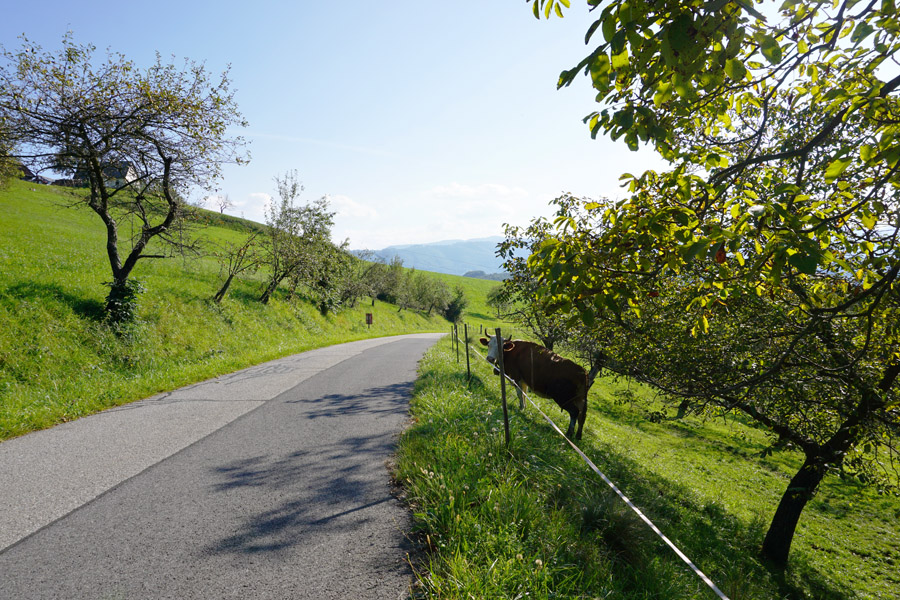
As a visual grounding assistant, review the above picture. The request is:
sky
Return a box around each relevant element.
[2,1,663,250]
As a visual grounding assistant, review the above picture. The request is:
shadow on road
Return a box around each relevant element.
[288,382,413,420]
[206,383,413,557]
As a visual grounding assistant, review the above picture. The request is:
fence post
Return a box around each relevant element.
[454,324,460,363]
[495,327,510,448]
[464,323,471,383]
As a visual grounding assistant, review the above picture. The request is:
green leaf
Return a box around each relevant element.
[825,157,851,183]
[602,13,617,43]
[585,19,602,44]
[666,14,694,54]
[588,54,611,91]
[724,58,747,82]
[757,33,783,65]
[611,49,629,69]
[788,251,818,275]
[851,22,875,45]
[861,212,877,229]
[683,240,708,262]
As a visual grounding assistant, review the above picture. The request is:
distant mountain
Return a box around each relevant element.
[365,236,510,277]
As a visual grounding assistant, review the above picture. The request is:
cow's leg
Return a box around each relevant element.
[575,402,586,440]
[564,407,578,438]
[515,381,526,410]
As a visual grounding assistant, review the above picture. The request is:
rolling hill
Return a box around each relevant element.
[367,237,509,277]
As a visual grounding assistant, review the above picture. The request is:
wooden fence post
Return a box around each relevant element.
[495,327,510,448]
[464,323,471,383]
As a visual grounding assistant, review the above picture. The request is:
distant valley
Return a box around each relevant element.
[364,236,510,278]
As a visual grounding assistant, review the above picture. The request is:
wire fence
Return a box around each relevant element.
[450,323,731,600]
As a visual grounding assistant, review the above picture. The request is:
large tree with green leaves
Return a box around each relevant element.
[526,0,900,567]
[0,35,248,322]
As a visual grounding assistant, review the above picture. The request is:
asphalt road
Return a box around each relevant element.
[0,333,444,600]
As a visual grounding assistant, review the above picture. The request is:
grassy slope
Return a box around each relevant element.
[4,179,899,598]
[0,179,462,440]
[397,337,900,600]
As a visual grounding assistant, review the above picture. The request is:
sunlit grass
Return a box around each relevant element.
[397,337,900,600]
[0,179,456,440]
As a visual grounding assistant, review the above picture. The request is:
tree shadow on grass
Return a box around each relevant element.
[4,281,105,321]
[508,406,861,600]
[438,364,860,600]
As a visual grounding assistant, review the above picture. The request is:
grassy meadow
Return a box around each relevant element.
[4,178,899,600]
[0,179,496,440]
[396,336,900,600]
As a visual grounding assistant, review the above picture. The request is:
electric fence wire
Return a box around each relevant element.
[465,338,731,600]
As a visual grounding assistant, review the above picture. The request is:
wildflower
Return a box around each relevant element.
[516,554,524,561]
[534,559,543,570]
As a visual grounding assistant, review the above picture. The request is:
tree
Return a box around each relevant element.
[215,193,234,214]
[258,171,336,305]
[298,239,353,315]
[212,231,261,304]
[0,117,16,187]
[528,0,900,567]
[443,286,469,323]
[497,219,571,351]
[371,256,406,305]
[0,35,248,322]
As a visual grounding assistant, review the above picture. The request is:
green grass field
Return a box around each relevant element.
[4,178,898,599]
[396,337,900,600]
[0,179,494,440]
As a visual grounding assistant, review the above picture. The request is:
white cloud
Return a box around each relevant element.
[227,192,271,223]
[332,181,547,250]
[425,182,529,201]
[328,194,377,219]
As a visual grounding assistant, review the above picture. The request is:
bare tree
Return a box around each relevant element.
[212,231,261,303]
[215,193,234,214]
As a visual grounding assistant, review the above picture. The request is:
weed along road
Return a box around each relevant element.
[0,333,443,600]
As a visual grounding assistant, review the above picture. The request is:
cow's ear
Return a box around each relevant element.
[503,341,515,351]
[479,337,489,346]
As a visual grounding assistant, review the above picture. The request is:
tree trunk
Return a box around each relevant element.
[761,452,828,568]
[213,273,235,303]
[259,280,277,304]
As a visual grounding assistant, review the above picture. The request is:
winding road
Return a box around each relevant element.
[0,333,443,599]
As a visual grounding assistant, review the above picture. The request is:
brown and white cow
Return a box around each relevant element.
[479,335,588,440]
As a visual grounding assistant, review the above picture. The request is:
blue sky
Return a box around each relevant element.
[3,1,661,249]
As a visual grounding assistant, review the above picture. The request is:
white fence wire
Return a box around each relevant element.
[461,331,731,600]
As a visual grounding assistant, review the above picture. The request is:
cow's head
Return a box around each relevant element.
[479,335,514,366]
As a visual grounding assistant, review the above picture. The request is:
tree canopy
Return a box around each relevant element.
[0,35,248,321]
[524,0,900,567]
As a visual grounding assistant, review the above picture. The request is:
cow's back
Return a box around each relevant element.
[504,341,586,409]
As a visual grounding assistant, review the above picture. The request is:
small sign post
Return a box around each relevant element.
[365,313,373,328]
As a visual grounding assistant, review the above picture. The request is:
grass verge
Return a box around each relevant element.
[395,336,900,599]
